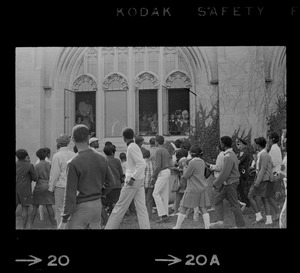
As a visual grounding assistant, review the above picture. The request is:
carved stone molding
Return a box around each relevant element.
[133,47,145,53]
[102,47,114,55]
[164,47,177,54]
[116,47,128,54]
[134,72,159,89]
[165,71,192,88]
[103,73,129,90]
[72,75,97,91]
[87,47,98,55]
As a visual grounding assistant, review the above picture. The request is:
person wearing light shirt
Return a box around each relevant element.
[105,128,150,229]
[48,135,76,227]
[268,132,283,195]
[208,145,225,179]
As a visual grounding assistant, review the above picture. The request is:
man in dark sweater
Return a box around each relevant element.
[211,136,245,228]
[58,124,115,229]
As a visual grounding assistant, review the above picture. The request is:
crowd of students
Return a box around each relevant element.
[16,124,287,229]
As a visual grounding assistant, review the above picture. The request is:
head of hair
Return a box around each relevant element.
[163,141,175,156]
[175,148,188,161]
[119,152,126,161]
[180,139,191,151]
[155,135,164,145]
[135,136,144,146]
[254,137,267,149]
[220,136,232,148]
[56,134,71,147]
[36,148,46,160]
[149,137,156,146]
[16,149,28,160]
[268,132,280,144]
[174,139,183,149]
[72,124,90,143]
[122,127,134,140]
[103,145,114,156]
[189,145,203,158]
[44,147,51,157]
[105,141,113,146]
[143,149,151,159]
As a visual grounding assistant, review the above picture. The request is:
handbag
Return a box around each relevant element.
[204,166,213,179]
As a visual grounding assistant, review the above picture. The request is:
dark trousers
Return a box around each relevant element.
[214,182,245,227]
[145,187,154,219]
[237,176,251,207]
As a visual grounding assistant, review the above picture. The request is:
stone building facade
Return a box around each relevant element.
[16,46,286,162]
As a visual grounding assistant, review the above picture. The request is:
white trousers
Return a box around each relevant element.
[153,169,171,217]
[105,178,150,229]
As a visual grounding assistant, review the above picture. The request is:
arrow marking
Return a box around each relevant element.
[155,254,182,266]
[15,255,42,266]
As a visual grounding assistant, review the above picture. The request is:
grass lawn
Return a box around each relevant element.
[16,199,281,229]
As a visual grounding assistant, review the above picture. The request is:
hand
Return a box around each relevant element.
[127,178,135,186]
[57,221,67,230]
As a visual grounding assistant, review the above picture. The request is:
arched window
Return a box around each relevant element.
[103,73,128,137]
[135,72,159,135]
[163,71,192,136]
[64,75,97,137]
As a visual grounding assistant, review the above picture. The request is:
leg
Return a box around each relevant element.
[39,205,44,221]
[213,185,227,223]
[268,197,280,220]
[248,186,261,213]
[105,184,138,229]
[200,207,210,229]
[172,206,188,229]
[262,197,272,224]
[29,205,38,228]
[145,187,154,219]
[226,183,245,227]
[45,204,56,227]
[88,199,102,230]
[152,170,170,217]
[134,180,150,229]
[22,205,31,229]
[54,188,65,227]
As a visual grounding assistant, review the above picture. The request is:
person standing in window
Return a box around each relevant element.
[151,135,171,223]
[175,110,183,135]
[169,113,178,135]
[139,114,151,134]
[105,128,150,229]
[181,110,190,135]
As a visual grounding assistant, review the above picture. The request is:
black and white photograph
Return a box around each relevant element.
[11,1,297,272]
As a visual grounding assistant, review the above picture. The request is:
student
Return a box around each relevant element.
[172,145,211,229]
[49,134,76,227]
[143,149,155,219]
[211,136,245,228]
[151,135,171,223]
[16,149,37,229]
[35,147,51,221]
[105,128,150,229]
[58,124,115,229]
[170,148,189,216]
[30,148,55,228]
[103,145,124,214]
[89,137,99,151]
[248,137,280,226]
[119,152,127,176]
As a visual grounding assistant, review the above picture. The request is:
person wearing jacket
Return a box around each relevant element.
[248,137,280,226]
[211,136,245,228]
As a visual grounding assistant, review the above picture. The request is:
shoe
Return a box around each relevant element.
[252,218,264,225]
[210,221,224,227]
[207,207,215,212]
[155,216,169,223]
[170,212,179,217]
[229,226,238,229]
[240,202,246,212]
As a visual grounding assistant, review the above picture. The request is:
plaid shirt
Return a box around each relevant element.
[144,158,154,188]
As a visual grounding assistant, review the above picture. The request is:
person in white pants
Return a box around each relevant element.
[151,135,172,223]
[105,128,150,229]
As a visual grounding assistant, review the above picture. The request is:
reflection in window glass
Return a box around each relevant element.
[139,89,158,136]
[105,91,127,137]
